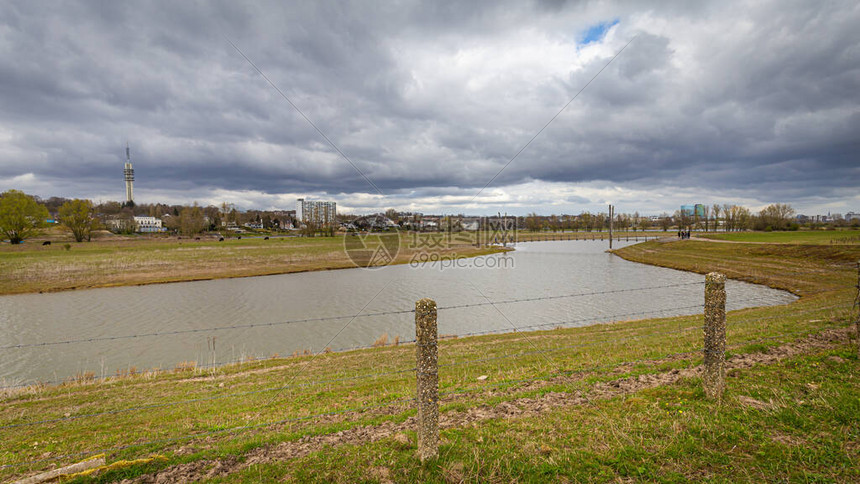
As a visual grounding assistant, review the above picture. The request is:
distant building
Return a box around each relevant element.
[296,198,337,226]
[420,220,439,230]
[462,219,480,231]
[134,216,163,233]
[105,216,136,233]
[352,213,397,231]
[846,212,860,221]
[680,204,705,218]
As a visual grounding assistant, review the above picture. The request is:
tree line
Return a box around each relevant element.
[0,191,303,244]
[514,203,819,233]
[1,189,854,244]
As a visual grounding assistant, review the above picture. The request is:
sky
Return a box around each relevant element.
[0,0,858,216]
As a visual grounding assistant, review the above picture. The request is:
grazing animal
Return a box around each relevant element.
[237,236,242,240]
[194,237,200,240]
[42,241,51,246]
[264,236,269,240]
[219,237,224,242]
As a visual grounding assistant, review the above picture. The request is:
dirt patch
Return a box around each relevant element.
[737,395,776,410]
[727,327,850,371]
[121,456,237,484]
[770,432,807,446]
[124,327,852,483]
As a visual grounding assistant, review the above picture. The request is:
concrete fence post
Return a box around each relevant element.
[703,272,727,399]
[415,298,439,462]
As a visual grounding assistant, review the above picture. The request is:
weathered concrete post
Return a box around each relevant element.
[703,272,727,399]
[415,298,439,461]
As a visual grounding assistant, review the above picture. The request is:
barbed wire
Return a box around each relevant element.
[2,309,851,472]
[0,300,706,389]
[436,302,852,371]
[1,281,715,352]
[0,293,825,391]
[435,281,704,311]
[0,335,423,390]
[15,319,841,470]
[0,308,417,350]
[440,304,705,341]
[7,300,846,430]
[436,294,796,343]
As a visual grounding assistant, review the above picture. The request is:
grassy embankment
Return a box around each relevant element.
[0,233,504,295]
[698,229,860,245]
[0,237,857,482]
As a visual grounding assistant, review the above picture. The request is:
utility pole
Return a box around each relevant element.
[609,204,614,250]
[503,212,508,247]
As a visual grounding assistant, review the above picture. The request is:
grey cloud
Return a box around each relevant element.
[0,0,857,214]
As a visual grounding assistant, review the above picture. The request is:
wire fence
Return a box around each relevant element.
[3,313,851,472]
[0,289,785,390]
[0,281,706,351]
[1,301,849,434]
[0,274,853,474]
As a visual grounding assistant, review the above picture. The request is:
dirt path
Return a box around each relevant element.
[120,327,853,483]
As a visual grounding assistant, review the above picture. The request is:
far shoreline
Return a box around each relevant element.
[0,233,512,296]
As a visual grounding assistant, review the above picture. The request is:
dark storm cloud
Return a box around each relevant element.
[0,0,857,213]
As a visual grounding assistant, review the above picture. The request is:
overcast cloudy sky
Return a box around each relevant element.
[0,1,857,215]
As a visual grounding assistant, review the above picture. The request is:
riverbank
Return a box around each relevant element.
[1,238,857,482]
[695,228,860,245]
[0,234,506,296]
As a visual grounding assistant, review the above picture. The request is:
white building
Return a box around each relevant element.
[296,198,337,226]
[134,216,163,233]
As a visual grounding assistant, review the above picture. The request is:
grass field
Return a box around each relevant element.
[698,229,860,245]
[0,233,504,296]
[0,236,858,482]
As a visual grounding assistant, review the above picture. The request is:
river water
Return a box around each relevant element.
[0,240,795,385]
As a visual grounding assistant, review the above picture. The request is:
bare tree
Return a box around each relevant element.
[712,204,721,232]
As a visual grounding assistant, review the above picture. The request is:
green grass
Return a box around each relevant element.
[698,229,860,245]
[227,347,858,483]
[1,238,858,482]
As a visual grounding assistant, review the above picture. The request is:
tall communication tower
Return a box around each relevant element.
[124,142,134,204]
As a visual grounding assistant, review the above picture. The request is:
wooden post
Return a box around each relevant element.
[415,298,438,461]
[703,272,727,399]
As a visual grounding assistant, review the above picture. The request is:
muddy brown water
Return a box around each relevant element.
[0,240,795,385]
